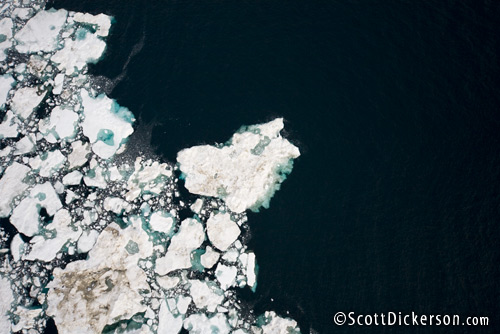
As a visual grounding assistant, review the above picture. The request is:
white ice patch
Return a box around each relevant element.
[0,74,14,108]
[148,211,174,234]
[10,182,62,237]
[38,105,79,143]
[0,162,30,217]
[47,217,153,334]
[0,111,19,138]
[24,209,81,262]
[10,234,25,262]
[200,246,219,269]
[10,86,47,120]
[215,263,238,290]
[76,229,99,253]
[158,300,183,334]
[206,212,240,252]
[261,311,301,334]
[183,313,230,334]
[80,89,134,159]
[14,9,68,53]
[62,170,82,185]
[188,280,224,313]
[51,28,106,75]
[73,12,112,37]
[155,218,205,275]
[29,150,66,177]
[0,276,13,333]
[0,18,13,61]
[177,118,300,213]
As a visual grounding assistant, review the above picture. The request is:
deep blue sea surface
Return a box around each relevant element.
[48,1,500,333]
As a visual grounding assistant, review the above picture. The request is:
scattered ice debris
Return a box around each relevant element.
[177,118,300,213]
[0,2,302,334]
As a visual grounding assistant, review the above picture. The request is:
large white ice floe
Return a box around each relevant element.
[46,218,153,334]
[0,2,303,334]
[14,9,68,53]
[80,89,134,159]
[177,118,300,213]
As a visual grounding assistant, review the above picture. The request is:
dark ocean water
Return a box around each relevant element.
[48,1,500,333]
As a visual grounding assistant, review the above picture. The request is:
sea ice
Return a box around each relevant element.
[14,9,68,53]
[0,162,30,217]
[188,280,224,313]
[46,218,153,334]
[10,182,62,236]
[177,118,300,213]
[0,276,13,332]
[10,86,47,120]
[51,28,106,75]
[80,89,134,159]
[206,212,241,251]
[24,209,82,262]
[38,105,79,143]
[0,74,14,108]
[0,18,13,62]
[155,218,205,275]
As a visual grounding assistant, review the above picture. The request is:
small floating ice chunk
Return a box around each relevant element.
[13,136,35,155]
[10,234,25,262]
[14,9,68,53]
[206,212,240,252]
[51,28,106,75]
[125,157,172,201]
[24,209,82,262]
[68,140,91,169]
[12,306,42,332]
[10,182,62,236]
[0,111,19,138]
[0,74,14,108]
[10,86,46,120]
[155,218,205,275]
[190,198,203,214]
[188,280,224,313]
[157,300,183,334]
[148,211,174,234]
[29,150,66,177]
[12,7,32,20]
[73,12,112,37]
[246,252,257,291]
[0,162,30,217]
[183,313,230,334]
[215,263,238,290]
[62,170,82,185]
[260,311,301,334]
[0,276,13,332]
[156,275,180,290]
[53,73,64,95]
[38,105,79,143]
[200,246,220,269]
[77,229,100,253]
[177,118,300,213]
[103,197,130,214]
[80,89,134,159]
[0,18,13,62]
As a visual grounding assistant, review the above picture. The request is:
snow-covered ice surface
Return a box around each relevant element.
[0,1,302,334]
